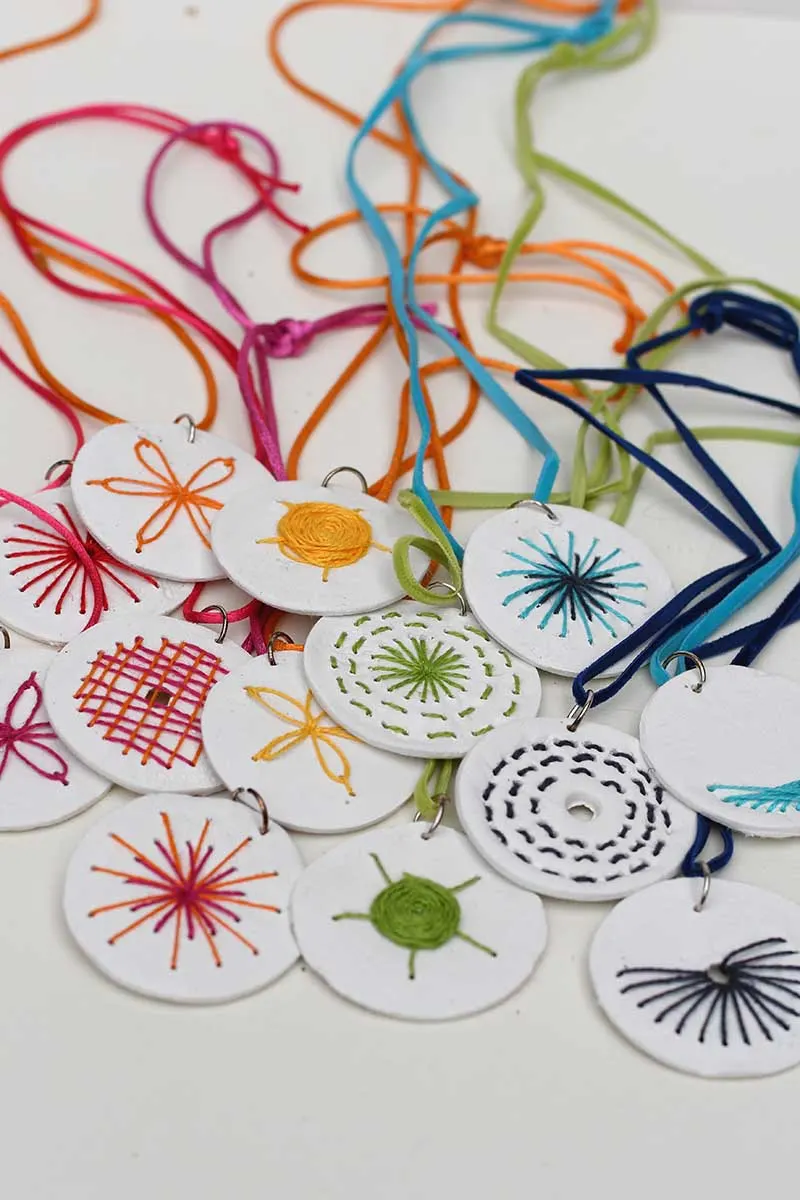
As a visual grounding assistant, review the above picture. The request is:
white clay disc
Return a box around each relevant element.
[0,488,189,645]
[71,422,271,581]
[303,602,542,759]
[590,878,800,1078]
[462,505,673,677]
[201,651,421,833]
[455,717,696,901]
[211,480,426,616]
[0,650,110,830]
[44,615,248,794]
[64,792,302,1004]
[640,665,800,837]
[290,824,547,1020]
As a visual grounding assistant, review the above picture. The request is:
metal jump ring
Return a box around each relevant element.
[426,580,467,616]
[45,459,73,482]
[267,630,295,666]
[565,689,595,733]
[693,861,712,913]
[511,498,559,523]
[174,413,198,444]
[231,787,269,836]
[200,604,228,645]
[662,650,707,694]
[321,466,369,493]
[0,626,10,650]
[414,794,447,840]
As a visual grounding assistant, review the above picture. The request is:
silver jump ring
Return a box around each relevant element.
[174,413,198,444]
[693,861,712,913]
[565,689,594,733]
[426,580,467,616]
[414,794,447,840]
[321,466,369,493]
[511,498,559,523]
[231,787,269,836]
[0,626,10,650]
[45,459,73,483]
[200,604,228,645]
[267,630,295,666]
[662,650,707,694]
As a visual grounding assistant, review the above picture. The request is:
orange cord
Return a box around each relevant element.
[0,0,101,63]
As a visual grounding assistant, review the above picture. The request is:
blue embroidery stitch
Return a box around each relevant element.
[707,781,800,814]
[498,531,647,643]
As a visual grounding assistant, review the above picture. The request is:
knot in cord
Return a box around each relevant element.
[462,234,506,270]
[256,318,317,358]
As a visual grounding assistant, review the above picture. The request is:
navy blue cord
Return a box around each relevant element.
[681,815,735,877]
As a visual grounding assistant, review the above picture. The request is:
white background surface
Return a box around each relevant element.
[2,0,800,1197]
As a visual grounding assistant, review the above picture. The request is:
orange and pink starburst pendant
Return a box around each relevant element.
[64,793,303,1003]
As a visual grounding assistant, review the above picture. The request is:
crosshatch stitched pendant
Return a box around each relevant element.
[290,824,547,1019]
[0,487,190,646]
[201,651,421,833]
[211,480,427,616]
[302,602,542,759]
[640,665,800,838]
[0,648,110,830]
[70,422,271,582]
[43,614,249,795]
[64,792,303,1003]
[462,505,673,677]
[455,716,696,901]
[589,878,800,1078]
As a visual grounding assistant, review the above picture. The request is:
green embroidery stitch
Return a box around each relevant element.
[371,638,468,702]
[332,853,496,979]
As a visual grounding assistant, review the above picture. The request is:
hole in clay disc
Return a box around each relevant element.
[566,798,598,822]
[145,687,173,708]
[706,963,729,986]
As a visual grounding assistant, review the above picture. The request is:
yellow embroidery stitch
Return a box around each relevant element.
[246,685,360,795]
[257,501,388,581]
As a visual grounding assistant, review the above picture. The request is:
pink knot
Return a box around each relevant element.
[199,126,241,161]
[257,319,316,358]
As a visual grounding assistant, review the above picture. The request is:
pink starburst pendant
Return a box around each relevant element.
[64,792,303,1003]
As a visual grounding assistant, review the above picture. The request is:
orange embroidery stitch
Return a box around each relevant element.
[74,636,227,769]
[257,500,388,581]
[88,811,280,969]
[88,437,235,551]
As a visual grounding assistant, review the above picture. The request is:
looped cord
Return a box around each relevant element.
[393,490,464,604]
[681,815,734,878]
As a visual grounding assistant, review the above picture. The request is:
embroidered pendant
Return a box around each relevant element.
[211,480,426,615]
[290,824,547,1020]
[589,878,800,1078]
[640,665,800,837]
[43,615,248,794]
[70,422,271,582]
[303,602,542,759]
[0,648,110,830]
[462,505,672,676]
[64,792,302,1003]
[455,716,696,900]
[0,487,189,645]
[201,651,420,833]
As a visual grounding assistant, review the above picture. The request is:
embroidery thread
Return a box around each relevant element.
[4,502,159,614]
[88,810,280,969]
[74,636,227,769]
[371,637,468,702]
[257,500,388,581]
[498,531,647,642]
[617,938,800,1046]
[333,851,496,979]
[0,672,69,785]
[707,781,800,814]
[87,437,236,551]
[246,684,359,795]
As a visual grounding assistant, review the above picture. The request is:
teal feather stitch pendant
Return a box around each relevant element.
[303,601,541,758]
[291,824,547,1020]
[640,664,800,837]
[463,504,672,677]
